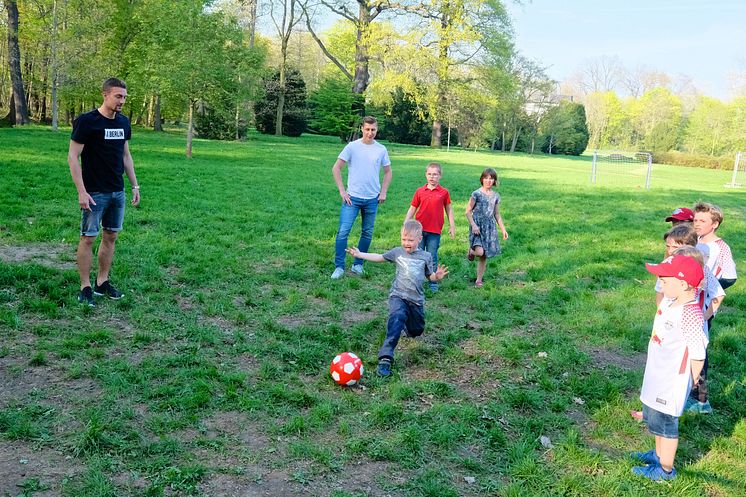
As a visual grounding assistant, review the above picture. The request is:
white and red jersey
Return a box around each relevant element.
[640,300,707,417]
[699,238,737,280]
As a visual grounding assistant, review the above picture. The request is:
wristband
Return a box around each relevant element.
[132,186,140,189]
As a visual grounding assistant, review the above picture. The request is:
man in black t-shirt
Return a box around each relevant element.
[68,78,140,306]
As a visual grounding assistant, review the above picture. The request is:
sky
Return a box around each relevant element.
[507,0,746,99]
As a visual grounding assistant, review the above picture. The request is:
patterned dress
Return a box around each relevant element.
[468,189,501,258]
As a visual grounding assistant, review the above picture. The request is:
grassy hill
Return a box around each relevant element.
[0,127,744,497]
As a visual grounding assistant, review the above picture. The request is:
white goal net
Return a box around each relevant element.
[726,152,746,188]
[591,151,652,189]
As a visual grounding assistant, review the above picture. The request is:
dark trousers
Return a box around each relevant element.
[691,278,737,403]
[378,296,425,361]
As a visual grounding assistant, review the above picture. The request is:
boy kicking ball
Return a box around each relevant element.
[632,254,708,481]
[346,220,448,377]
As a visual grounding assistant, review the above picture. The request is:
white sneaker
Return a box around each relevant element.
[331,267,345,279]
[351,264,364,275]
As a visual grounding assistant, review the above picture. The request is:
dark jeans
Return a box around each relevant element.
[378,296,425,361]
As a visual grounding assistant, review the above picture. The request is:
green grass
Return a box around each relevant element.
[0,126,744,496]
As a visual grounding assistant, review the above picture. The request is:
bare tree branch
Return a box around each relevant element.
[301,2,353,80]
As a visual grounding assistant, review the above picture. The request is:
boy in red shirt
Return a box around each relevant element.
[404,163,455,292]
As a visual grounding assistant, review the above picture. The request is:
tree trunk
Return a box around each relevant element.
[5,0,30,125]
[430,120,442,148]
[351,7,371,95]
[147,94,155,127]
[501,121,506,152]
[153,94,162,131]
[275,65,286,136]
[51,0,59,130]
[509,125,520,152]
[186,100,194,158]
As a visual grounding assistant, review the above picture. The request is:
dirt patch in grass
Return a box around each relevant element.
[0,243,76,271]
[0,440,83,497]
[200,460,397,497]
[585,346,645,371]
[0,358,101,406]
[342,308,381,327]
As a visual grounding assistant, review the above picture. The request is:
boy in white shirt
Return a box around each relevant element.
[693,202,737,289]
[632,254,707,481]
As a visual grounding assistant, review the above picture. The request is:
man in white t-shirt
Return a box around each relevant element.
[330,116,392,279]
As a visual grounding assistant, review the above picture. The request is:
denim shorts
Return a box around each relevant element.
[80,191,125,236]
[642,404,679,439]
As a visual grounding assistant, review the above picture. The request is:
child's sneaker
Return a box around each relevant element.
[377,358,392,377]
[632,464,676,481]
[685,399,713,414]
[631,448,659,466]
[93,280,123,299]
[350,264,364,275]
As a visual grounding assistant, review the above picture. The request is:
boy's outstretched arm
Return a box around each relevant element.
[404,205,417,222]
[346,247,385,262]
[429,264,449,282]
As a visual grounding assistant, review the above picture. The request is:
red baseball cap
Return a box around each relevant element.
[665,207,694,222]
[645,254,704,287]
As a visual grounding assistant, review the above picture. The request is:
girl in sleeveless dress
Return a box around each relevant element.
[466,168,508,287]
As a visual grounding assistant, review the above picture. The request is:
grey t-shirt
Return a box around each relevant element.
[383,247,434,305]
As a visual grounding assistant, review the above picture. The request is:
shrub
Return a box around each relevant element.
[255,68,307,137]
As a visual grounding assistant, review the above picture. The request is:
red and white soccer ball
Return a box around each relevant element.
[330,352,364,386]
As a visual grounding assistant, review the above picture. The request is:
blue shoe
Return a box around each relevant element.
[377,358,392,377]
[429,282,439,293]
[632,464,676,481]
[631,449,659,466]
[686,400,713,414]
[350,264,364,275]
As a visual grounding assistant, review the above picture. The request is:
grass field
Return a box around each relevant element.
[0,126,745,497]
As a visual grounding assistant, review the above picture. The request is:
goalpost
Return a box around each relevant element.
[726,152,746,188]
[590,151,652,189]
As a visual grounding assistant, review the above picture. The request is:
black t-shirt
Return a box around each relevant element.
[71,109,132,193]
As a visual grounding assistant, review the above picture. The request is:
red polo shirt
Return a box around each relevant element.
[411,184,451,234]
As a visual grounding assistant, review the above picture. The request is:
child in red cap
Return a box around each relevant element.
[665,207,694,225]
[631,254,708,481]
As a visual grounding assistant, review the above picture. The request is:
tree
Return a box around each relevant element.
[255,68,307,136]
[4,0,30,124]
[632,88,682,153]
[683,96,730,156]
[302,0,391,97]
[269,0,303,135]
[384,87,431,145]
[307,71,363,140]
[539,101,589,155]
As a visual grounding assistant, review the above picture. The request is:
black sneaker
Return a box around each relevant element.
[78,286,96,307]
[93,280,123,300]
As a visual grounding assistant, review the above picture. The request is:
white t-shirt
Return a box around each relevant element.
[654,268,724,337]
[338,139,391,199]
[640,300,707,417]
[698,239,737,280]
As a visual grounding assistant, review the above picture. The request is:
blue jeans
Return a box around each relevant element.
[80,191,125,236]
[334,196,379,268]
[420,232,441,289]
[378,296,425,361]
